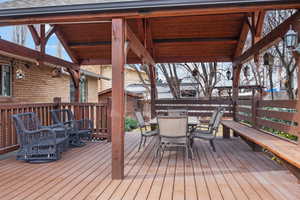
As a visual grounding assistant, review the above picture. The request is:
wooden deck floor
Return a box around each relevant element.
[0,133,299,200]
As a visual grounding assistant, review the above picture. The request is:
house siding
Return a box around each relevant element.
[81,65,148,92]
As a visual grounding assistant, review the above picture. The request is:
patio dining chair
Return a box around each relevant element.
[12,112,68,162]
[156,115,193,159]
[50,109,93,147]
[135,111,158,151]
[197,107,222,131]
[191,107,225,152]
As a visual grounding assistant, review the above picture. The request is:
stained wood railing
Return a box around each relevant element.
[155,98,233,119]
[0,101,111,154]
[236,99,298,143]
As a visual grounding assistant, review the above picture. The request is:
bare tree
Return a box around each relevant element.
[56,42,63,58]
[128,64,151,94]
[157,63,182,99]
[244,10,297,99]
[12,26,27,46]
[265,10,297,99]
[181,62,222,98]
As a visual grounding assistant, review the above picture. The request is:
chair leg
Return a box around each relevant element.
[209,140,216,152]
[143,137,147,146]
[138,135,143,152]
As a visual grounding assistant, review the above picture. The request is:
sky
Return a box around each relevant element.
[0,25,71,61]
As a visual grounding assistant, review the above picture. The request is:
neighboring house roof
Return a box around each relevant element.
[98,88,143,98]
[80,69,110,80]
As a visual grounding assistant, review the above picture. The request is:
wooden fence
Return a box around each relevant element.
[0,101,111,154]
[236,99,298,142]
[155,98,234,120]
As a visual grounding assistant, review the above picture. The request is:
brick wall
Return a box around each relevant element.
[13,64,70,103]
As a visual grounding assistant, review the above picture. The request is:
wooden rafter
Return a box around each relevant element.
[234,11,300,66]
[0,38,79,70]
[255,11,266,38]
[144,19,155,58]
[126,22,155,65]
[234,16,250,58]
[45,25,57,43]
[27,25,40,46]
[136,19,145,43]
[53,25,80,64]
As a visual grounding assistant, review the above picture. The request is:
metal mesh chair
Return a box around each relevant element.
[50,109,93,147]
[12,112,68,162]
[191,107,225,152]
[135,111,158,151]
[156,115,193,159]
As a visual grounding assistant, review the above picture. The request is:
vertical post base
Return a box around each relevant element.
[223,125,230,139]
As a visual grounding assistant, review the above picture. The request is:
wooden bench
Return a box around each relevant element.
[221,120,300,180]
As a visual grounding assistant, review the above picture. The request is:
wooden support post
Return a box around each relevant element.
[68,69,80,103]
[296,54,300,146]
[149,64,157,118]
[111,18,126,180]
[232,65,242,120]
[53,97,62,110]
[222,125,230,139]
[40,24,46,54]
[107,98,112,142]
[251,95,259,128]
[232,65,242,137]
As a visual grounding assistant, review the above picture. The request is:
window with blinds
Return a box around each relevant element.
[0,64,12,96]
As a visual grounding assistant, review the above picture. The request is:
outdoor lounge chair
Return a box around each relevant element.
[156,115,193,159]
[50,109,93,147]
[12,112,68,162]
[135,111,158,151]
[191,107,225,152]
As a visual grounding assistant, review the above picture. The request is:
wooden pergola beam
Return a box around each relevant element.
[45,25,57,43]
[144,19,155,59]
[234,17,250,58]
[255,10,266,38]
[234,11,300,66]
[0,3,299,26]
[126,23,155,65]
[28,25,40,46]
[0,38,79,70]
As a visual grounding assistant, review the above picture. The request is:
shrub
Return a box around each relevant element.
[125,117,138,132]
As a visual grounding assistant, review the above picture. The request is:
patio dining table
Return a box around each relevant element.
[149,116,199,128]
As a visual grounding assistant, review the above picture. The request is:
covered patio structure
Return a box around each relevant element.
[0,0,300,194]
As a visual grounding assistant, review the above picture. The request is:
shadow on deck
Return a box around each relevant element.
[0,133,299,200]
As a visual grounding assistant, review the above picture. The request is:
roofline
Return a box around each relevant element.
[80,69,110,80]
[0,0,298,18]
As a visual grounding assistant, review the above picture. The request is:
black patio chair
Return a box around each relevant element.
[50,109,93,147]
[12,112,68,163]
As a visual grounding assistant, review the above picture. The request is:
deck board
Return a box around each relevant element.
[0,133,299,200]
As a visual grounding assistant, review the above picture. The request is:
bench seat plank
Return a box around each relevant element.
[221,120,300,169]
